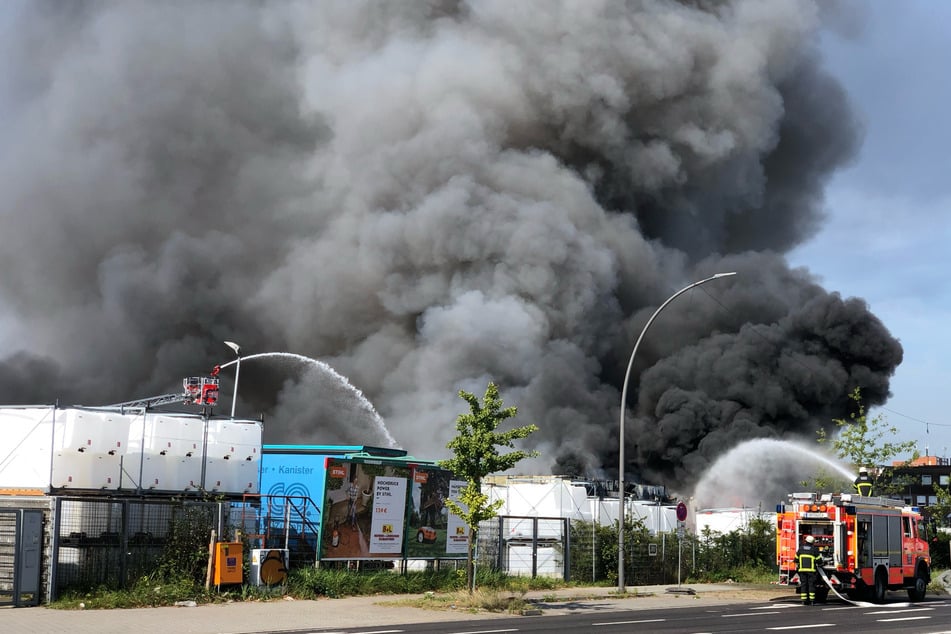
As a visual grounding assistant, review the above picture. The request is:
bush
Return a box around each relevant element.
[286,567,466,598]
[284,566,566,599]
[930,532,951,570]
[54,576,208,609]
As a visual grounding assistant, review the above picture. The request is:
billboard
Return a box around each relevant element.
[258,449,330,543]
[405,467,469,558]
[319,459,468,560]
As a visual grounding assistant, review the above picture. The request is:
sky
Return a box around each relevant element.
[790,1,951,459]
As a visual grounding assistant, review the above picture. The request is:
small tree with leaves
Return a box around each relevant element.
[928,484,951,528]
[812,387,918,496]
[439,382,538,594]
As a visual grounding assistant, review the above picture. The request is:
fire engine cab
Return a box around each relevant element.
[776,492,930,603]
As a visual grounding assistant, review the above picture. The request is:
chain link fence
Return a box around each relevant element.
[38,499,777,598]
[52,496,227,598]
[475,515,776,584]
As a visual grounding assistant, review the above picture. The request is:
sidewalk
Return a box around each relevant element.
[0,584,788,633]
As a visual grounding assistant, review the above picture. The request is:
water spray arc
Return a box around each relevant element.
[691,438,858,511]
[618,272,736,592]
[218,351,398,448]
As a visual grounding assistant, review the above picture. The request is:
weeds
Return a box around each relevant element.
[54,576,209,610]
[384,588,528,614]
[50,566,572,610]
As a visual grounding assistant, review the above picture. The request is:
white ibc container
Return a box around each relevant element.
[203,420,262,494]
[132,413,205,491]
[0,407,57,492]
[52,410,129,490]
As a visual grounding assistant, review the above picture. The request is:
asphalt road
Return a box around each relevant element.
[302,596,951,634]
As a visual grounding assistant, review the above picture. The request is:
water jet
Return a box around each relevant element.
[219,352,397,448]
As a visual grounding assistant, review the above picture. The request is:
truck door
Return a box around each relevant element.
[871,515,889,568]
[835,522,847,568]
[887,515,902,568]
[857,515,871,569]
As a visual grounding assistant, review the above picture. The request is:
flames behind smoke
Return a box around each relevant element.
[0,1,899,492]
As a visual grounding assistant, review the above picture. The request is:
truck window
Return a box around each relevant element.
[857,519,871,568]
[904,516,913,538]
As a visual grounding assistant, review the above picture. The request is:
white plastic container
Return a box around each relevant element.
[52,409,127,490]
[0,407,57,492]
[0,407,263,496]
[130,413,205,492]
[203,420,262,494]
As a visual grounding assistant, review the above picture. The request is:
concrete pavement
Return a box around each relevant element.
[0,583,790,633]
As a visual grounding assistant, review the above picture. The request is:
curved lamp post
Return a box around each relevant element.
[617,272,736,592]
[224,341,240,418]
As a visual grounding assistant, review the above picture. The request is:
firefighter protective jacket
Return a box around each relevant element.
[796,543,819,572]
[854,474,873,496]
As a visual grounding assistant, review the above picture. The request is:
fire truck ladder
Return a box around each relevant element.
[92,393,189,412]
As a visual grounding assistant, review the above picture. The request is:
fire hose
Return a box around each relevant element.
[816,567,909,608]
[817,566,873,607]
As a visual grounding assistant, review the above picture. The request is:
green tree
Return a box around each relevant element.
[929,484,951,529]
[814,387,918,496]
[439,382,538,593]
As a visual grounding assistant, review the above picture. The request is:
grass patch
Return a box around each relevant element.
[927,569,950,595]
[382,588,528,614]
[689,564,778,585]
[53,577,210,610]
[50,566,574,610]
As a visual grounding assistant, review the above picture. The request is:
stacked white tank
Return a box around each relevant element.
[128,412,206,492]
[0,406,261,495]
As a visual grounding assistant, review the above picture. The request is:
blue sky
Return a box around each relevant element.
[789,1,951,459]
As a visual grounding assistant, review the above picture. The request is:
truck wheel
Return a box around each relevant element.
[872,568,888,604]
[417,530,425,543]
[907,563,928,602]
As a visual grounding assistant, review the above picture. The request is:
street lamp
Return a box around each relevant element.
[617,272,736,592]
[224,341,240,418]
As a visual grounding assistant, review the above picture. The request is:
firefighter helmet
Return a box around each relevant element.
[805,535,815,543]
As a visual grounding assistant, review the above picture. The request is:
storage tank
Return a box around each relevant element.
[0,407,57,493]
[0,406,262,496]
[127,413,206,492]
[203,419,261,494]
[52,409,129,490]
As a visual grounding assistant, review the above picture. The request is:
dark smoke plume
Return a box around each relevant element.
[0,1,897,492]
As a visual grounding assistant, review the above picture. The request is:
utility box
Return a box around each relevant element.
[213,542,243,586]
[250,548,288,586]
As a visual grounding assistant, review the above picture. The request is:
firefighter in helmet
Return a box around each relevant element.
[854,467,873,496]
[797,535,820,605]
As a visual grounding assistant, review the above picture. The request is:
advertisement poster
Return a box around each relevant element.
[404,468,467,559]
[257,450,328,555]
[445,479,470,555]
[368,476,407,553]
[319,458,410,560]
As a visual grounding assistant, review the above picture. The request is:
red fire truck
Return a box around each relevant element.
[776,492,930,603]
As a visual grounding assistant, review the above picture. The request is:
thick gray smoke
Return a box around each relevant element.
[0,1,899,492]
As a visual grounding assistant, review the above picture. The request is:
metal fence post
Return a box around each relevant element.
[563,517,570,582]
[119,499,129,588]
[49,497,62,603]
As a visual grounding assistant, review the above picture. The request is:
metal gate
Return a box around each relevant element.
[0,509,43,607]
[479,516,570,580]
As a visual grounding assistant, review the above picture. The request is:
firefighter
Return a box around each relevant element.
[797,535,820,605]
[854,467,873,496]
